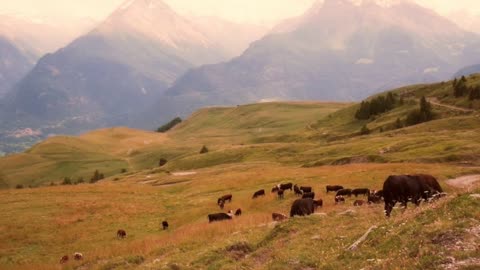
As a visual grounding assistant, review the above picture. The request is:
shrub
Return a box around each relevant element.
[90,170,105,183]
[360,125,370,135]
[159,158,167,167]
[121,168,127,173]
[15,184,24,189]
[200,145,209,154]
[157,117,182,133]
[62,177,72,185]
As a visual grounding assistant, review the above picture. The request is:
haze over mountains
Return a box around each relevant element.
[143,0,480,127]
[1,0,480,153]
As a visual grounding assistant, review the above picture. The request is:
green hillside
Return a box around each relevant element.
[0,77,480,269]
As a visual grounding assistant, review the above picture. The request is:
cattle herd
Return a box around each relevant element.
[59,174,446,264]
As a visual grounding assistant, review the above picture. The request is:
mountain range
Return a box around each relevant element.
[2,0,480,152]
[0,36,34,97]
[138,0,480,128]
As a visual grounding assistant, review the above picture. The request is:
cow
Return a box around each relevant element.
[412,174,443,199]
[295,185,312,193]
[271,186,279,193]
[290,198,316,217]
[335,195,345,204]
[74,253,83,260]
[252,189,266,198]
[219,200,225,209]
[326,185,344,193]
[367,194,382,204]
[279,183,293,191]
[277,189,285,199]
[313,199,323,209]
[218,194,232,205]
[302,192,315,199]
[294,185,303,196]
[353,200,365,206]
[352,188,370,197]
[162,221,169,230]
[336,189,352,197]
[60,255,69,264]
[373,189,384,198]
[272,212,288,221]
[117,229,127,239]
[208,213,233,223]
[383,175,433,217]
[235,208,242,216]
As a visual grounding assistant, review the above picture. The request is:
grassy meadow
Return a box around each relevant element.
[1,76,480,269]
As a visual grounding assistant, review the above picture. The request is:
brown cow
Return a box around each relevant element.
[294,185,303,196]
[326,185,344,193]
[218,194,232,205]
[272,212,288,221]
[290,198,316,217]
[162,221,169,230]
[353,200,365,206]
[313,199,323,209]
[252,189,266,198]
[277,189,285,199]
[235,208,242,216]
[74,252,83,260]
[60,255,69,264]
[302,192,315,199]
[208,213,232,223]
[117,229,127,239]
[335,195,345,204]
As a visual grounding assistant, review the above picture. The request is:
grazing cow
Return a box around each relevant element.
[374,189,384,198]
[336,189,352,197]
[208,213,233,223]
[326,185,344,193]
[367,194,382,204]
[412,174,443,199]
[290,198,316,217]
[74,252,83,260]
[162,221,169,230]
[252,189,266,198]
[218,194,232,205]
[295,185,312,193]
[313,199,323,209]
[271,186,279,193]
[272,212,288,221]
[279,183,293,191]
[353,200,365,206]
[218,200,225,209]
[335,195,345,204]
[383,175,433,217]
[277,189,285,199]
[302,192,315,199]
[60,255,69,264]
[294,185,303,196]
[235,208,242,216]
[117,229,127,239]
[352,188,370,197]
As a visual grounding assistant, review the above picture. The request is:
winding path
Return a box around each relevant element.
[427,98,475,113]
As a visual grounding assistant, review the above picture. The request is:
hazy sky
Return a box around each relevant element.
[1,0,479,25]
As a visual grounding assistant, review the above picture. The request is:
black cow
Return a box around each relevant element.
[294,185,303,196]
[208,213,233,223]
[326,185,344,193]
[336,189,352,197]
[335,195,345,204]
[374,189,384,198]
[290,198,316,217]
[302,192,315,199]
[279,183,293,191]
[413,174,443,199]
[252,189,266,198]
[277,189,285,199]
[235,208,242,216]
[296,185,312,193]
[367,194,382,204]
[162,221,169,230]
[271,186,279,193]
[383,175,432,217]
[313,199,323,209]
[352,188,370,197]
[217,194,232,205]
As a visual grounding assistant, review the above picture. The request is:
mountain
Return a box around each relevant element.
[0,15,97,59]
[454,64,480,78]
[0,0,253,141]
[141,0,480,127]
[0,36,34,97]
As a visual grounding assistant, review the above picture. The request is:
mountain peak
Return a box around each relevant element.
[117,0,170,11]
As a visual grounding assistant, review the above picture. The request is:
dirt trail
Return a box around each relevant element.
[428,98,475,113]
[446,175,480,189]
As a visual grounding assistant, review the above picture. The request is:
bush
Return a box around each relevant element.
[360,125,370,135]
[405,96,433,126]
[75,177,84,185]
[121,168,127,173]
[62,177,72,185]
[159,158,167,167]
[157,117,182,133]
[200,145,209,154]
[15,184,24,189]
[90,170,105,183]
